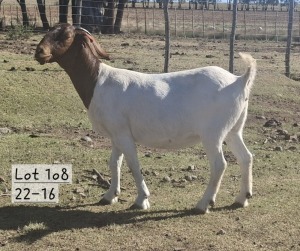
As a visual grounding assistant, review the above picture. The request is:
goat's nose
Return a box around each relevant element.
[35,46,45,55]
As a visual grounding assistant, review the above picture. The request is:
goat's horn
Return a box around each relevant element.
[74,26,92,36]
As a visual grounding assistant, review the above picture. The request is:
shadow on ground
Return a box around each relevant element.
[0,202,241,244]
[0,203,194,243]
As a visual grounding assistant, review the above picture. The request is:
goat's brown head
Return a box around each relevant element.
[35,23,110,65]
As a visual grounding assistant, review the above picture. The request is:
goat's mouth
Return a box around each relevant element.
[35,54,52,65]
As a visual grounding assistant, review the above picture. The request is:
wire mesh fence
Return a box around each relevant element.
[0,3,300,42]
[0,2,299,77]
[124,7,300,41]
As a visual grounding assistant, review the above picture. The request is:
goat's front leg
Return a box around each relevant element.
[114,137,150,209]
[100,145,124,205]
[195,143,227,214]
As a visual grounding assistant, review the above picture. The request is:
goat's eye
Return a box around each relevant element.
[54,32,71,42]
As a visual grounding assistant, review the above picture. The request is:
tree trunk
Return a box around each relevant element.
[17,0,29,26]
[73,0,83,26]
[102,0,114,34]
[114,0,127,33]
[37,0,50,30]
[59,0,70,23]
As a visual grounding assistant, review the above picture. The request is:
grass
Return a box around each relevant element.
[0,33,300,250]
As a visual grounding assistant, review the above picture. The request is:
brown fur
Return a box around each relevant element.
[35,24,110,109]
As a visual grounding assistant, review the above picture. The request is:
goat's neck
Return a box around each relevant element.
[58,49,100,109]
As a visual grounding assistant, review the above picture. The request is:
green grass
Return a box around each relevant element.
[0,33,300,250]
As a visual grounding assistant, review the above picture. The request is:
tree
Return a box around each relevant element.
[114,0,127,34]
[102,0,115,33]
[73,0,83,26]
[240,0,251,10]
[16,0,29,26]
[80,0,103,32]
[58,0,127,34]
[59,0,70,23]
[37,0,49,30]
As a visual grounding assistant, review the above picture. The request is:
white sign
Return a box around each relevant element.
[11,164,72,203]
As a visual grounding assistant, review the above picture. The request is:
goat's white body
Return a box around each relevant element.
[89,64,243,148]
[87,58,255,213]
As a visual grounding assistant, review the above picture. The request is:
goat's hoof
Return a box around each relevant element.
[232,200,249,208]
[99,197,117,205]
[193,207,209,215]
[129,203,147,210]
[209,200,215,208]
[129,199,150,210]
[246,192,252,199]
[231,202,244,209]
[235,193,251,208]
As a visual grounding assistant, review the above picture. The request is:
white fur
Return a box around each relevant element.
[88,54,256,213]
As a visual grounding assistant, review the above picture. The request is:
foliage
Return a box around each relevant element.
[6,25,33,40]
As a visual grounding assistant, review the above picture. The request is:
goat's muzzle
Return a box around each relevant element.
[35,46,52,65]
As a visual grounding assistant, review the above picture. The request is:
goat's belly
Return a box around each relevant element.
[134,132,201,149]
[87,108,110,137]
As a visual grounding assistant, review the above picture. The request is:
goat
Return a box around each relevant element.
[35,23,256,213]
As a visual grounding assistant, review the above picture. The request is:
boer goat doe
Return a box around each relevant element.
[35,23,256,213]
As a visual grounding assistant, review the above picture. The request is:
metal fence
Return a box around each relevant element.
[124,8,300,41]
[1,3,300,42]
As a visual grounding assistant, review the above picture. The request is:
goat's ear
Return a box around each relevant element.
[81,33,110,60]
[93,42,110,60]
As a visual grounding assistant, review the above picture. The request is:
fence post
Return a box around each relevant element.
[212,9,215,41]
[285,0,294,78]
[192,9,194,37]
[222,9,225,39]
[183,8,185,37]
[243,10,246,38]
[264,10,267,41]
[164,0,170,73]
[299,11,300,37]
[9,5,12,26]
[126,5,130,33]
[175,7,177,37]
[275,11,278,42]
[152,7,155,32]
[16,6,19,24]
[254,9,257,41]
[229,0,237,73]
[135,8,138,32]
[144,8,147,34]
[49,6,52,27]
[202,8,205,38]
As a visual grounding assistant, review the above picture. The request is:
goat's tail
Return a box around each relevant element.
[239,52,257,95]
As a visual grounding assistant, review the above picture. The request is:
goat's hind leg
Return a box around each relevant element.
[226,132,253,207]
[100,145,124,205]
